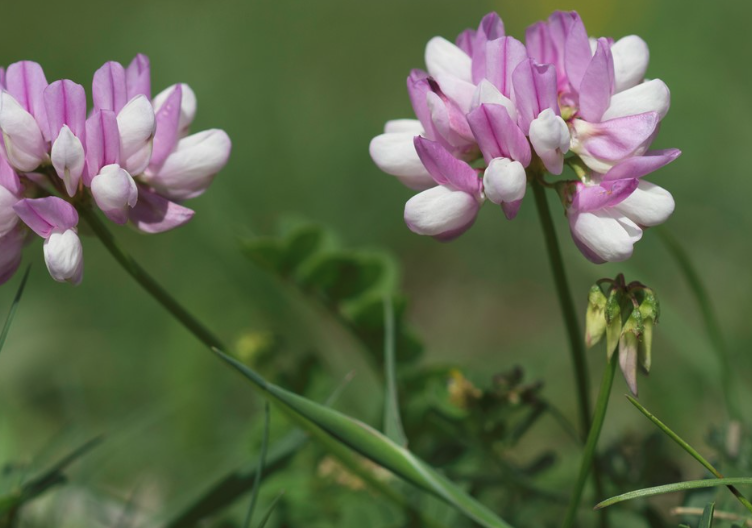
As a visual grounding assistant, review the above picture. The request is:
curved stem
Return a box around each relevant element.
[78,206,226,351]
[531,181,592,437]
[657,228,741,422]
[562,354,618,528]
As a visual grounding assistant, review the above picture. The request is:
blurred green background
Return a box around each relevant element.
[1,0,751,524]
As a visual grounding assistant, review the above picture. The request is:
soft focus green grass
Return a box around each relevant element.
[1,0,751,523]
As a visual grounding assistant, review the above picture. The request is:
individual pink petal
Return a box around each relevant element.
[149,84,182,169]
[484,36,527,99]
[525,22,556,67]
[603,149,681,181]
[563,12,592,94]
[467,104,531,166]
[93,61,128,114]
[44,80,87,141]
[13,197,79,239]
[152,83,197,137]
[128,185,195,234]
[5,61,50,140]
[455,29,476,56]
[413,137,480,195]
[512,60,559,134]
[470,12,505,84]
[571,179,639,212]
[578,38,615,122]
[426,92,474,148]
[126,54,151,100]
[407,70,434,138]
[0,156,22,196]
[572,112,660,164]
[85,110,121,186]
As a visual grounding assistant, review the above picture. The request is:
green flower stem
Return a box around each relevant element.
[657,228,741,422]
[531,180,592,437]
[78,206,226,351]
[562,354,618,528]
[81,206,453,528]
[627,395,752,515]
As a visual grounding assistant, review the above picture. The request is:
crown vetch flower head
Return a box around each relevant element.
[370,10,680,263]
[0,54,232,286]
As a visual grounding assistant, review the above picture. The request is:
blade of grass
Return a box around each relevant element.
[657,228,741,421]
[383,297,406,446]
[627,395,752,514]
[0,435,103,515]
[256,490,285,528]
[212,347,514,528]
[243,403,271,528]
[700,502,716,528]
[595,478,752,509]
[0,266,31,356]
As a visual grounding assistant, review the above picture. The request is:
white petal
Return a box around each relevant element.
[529,109,570,175]
[612,180,674,227]
[483,158,526,205]
[611,35,650,93]
[570,209,643,262]
[152,83,197,135]
[144,129,231,201]
[117,95,156,175]
[0,186,19,237]
[471,80,518,121]
[602,79,670,121]
[50,126,85,197]
[435,73,475,114]
[91,164,139,224]
[369,132,435,191]
[425,37,472,83]
[384,119,423,134]
[43,229,83,285]
[0,92,47,172]
[404,185,479,237]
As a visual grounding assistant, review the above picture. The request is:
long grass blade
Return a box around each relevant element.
[212,348,514,528]
[243,403,271,528]
[595,478,752,509]
[700,502,716,528]
[0,266,31,355]
[627,395,752,514]
[382,297,406,446]
[256,490,284,528]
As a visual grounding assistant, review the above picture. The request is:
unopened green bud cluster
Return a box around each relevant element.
[585,274,659,395]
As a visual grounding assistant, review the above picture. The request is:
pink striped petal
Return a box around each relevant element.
[44,80,87,141]
[128,185,194,234]
[578,38,615,122]
[512,60,559,134]
[572,112,660,163]
[602,149,681,181]
[471,12,505,84]
[484,36,527,98]
[467,103,531,166]
[85,110,121,186]
[571,179,638,212]
[413,137,480,195]
[525,22,556,66]
[5,61,50,140]
[149,84,182,169]
[93,61,128,114]
[126,54,151,100]
[13,197,78,239]
[563,13,592,94]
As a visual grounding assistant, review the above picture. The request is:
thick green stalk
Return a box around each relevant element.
[78,206,225,351]
[531,181,592,437]
[657,228,741,421]
[562,354,618,528]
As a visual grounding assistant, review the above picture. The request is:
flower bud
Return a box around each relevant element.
[619,308,643,396]
[43,229,83,285]
[91,164,138,225]
[482,157,527,219]
[637,287,659,373]
[605,285,624,360]
[585,284,608,348]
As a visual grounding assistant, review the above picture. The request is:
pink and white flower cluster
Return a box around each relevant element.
[0,55,231,285]
[370,11,680,263]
